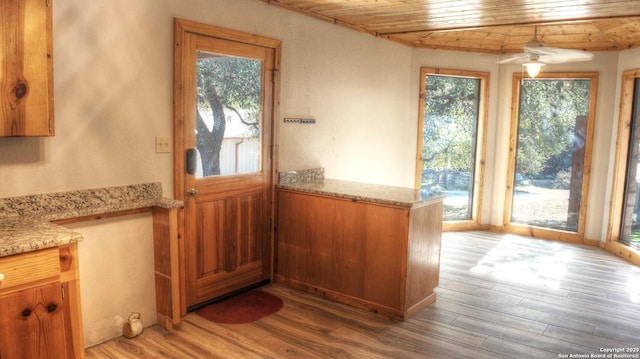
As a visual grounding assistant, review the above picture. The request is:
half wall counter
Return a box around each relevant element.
[0,183,183,358]
[275,174,445,321]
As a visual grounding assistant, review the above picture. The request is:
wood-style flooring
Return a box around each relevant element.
[86,231,640,358]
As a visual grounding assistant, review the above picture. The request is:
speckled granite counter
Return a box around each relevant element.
[277,178,445,208]
[0,183,183,257]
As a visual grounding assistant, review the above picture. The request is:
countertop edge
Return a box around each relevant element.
[0,183,184,258]
[277,179,446,208]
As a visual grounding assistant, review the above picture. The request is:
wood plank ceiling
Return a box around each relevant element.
[257,0,640,53]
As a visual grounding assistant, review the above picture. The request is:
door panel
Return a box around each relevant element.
[174,20,278,309]
[189,189,267,304]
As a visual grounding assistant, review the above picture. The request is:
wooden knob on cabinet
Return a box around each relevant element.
[0,273,4,281]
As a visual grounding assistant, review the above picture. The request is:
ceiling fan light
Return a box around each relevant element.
[523,61,545,78]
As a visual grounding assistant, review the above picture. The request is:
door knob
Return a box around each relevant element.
[187,188,199,197]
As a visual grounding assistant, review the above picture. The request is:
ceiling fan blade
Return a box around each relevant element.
[525,45,593,63]
[497,53,529,64]
[541,48,593,64]
[499,26,594,66]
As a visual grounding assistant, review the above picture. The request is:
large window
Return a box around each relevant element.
[417,68,488,229]
[505,73,597,241]
[619,77,640,249]
[608,69,640,261]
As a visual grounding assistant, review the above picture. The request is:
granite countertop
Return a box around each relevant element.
[277,178,446,207]
[0,183,183,257]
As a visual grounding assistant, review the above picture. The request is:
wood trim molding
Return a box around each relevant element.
[605,240,640,266]
[604,68,640,266]
[607,69,640,243]
[51,208,152,225]
[415,67,490,228]
[503,72,598,243]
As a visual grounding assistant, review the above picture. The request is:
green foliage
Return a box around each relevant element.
[515,79,591,177]
[195,54,262,176]
[422,75,480,172]
[196,55,262,136]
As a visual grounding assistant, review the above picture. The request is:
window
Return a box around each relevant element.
[195,52,262,178]
[608,69,640,259]
[505,72,597,241]
[619,77,640,249]
[417,68,488,229]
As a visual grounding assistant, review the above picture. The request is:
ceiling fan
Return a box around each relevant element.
[498,26,594,78]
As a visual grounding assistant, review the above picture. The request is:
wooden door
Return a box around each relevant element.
[0,282,68,358]
[174,19,280,309]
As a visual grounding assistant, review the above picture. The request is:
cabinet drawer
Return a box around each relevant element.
[0,248,60,293]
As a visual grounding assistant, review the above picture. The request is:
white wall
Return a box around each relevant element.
[0,0,631,347]
[65,214,155,347]
[0,1,175,198]
[0,0,419,347]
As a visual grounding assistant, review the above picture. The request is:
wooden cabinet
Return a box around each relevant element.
[0,245,84,358]
[0,0,54,136]
[0,282,67,358]
[276,189,443,320]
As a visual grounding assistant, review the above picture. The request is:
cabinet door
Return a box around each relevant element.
[0,282,68,358]
[0,0,54,136]
[276,191,407,309]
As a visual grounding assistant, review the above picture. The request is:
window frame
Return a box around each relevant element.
[504,72,598,243]
[606,69,640,265]
[415,67,489,231]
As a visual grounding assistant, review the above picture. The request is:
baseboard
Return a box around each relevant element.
[604,241,640,266]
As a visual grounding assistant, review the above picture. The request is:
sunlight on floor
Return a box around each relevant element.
[630,272,640,303]
[470,235,570,289]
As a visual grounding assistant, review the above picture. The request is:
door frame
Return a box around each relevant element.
[173,18,281,315]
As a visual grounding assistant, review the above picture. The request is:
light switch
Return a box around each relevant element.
[156,136,171,153]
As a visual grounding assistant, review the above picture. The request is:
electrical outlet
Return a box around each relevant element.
[155,136,171,153]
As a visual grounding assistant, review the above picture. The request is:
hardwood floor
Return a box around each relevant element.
[86,231,640,358]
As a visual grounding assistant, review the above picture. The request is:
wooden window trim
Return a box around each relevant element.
[416,67,489,231]
[503,72,598,244]
[605,68,640,266]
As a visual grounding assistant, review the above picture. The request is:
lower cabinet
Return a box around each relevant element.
[0,244,83,358]
[0,282,68,358]
[276,189,443,320]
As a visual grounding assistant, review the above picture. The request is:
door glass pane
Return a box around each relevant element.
[195,51,262,178]
[511,79,591,232]
[620,78,640,249]
[421,75,480,221]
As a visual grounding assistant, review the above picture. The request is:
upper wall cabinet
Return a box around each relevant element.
[0,0,54,137]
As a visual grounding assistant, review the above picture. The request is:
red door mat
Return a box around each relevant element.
[195,290,284,324]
